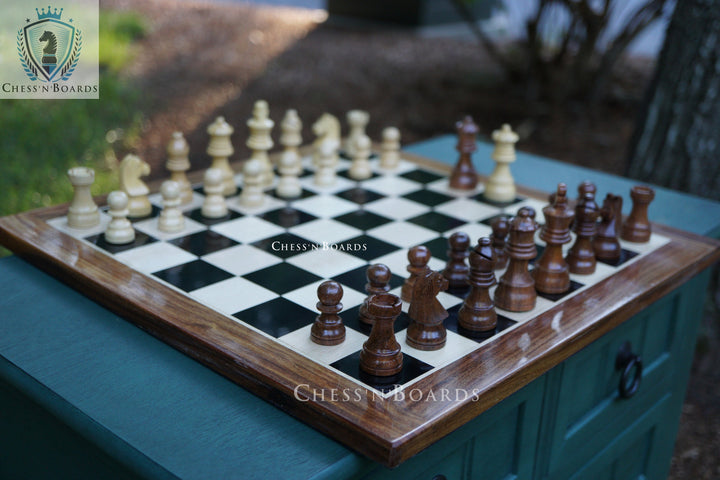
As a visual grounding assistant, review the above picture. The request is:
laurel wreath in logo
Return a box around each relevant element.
[16,28,83,82]
[17,29,38,81]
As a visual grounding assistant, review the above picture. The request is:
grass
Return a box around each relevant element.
[0,10,146,256]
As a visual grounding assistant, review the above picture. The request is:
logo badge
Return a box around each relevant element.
[17,5,83,83]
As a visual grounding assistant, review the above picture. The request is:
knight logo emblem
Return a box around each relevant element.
[17,5,83,83]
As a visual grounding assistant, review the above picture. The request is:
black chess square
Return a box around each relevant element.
[400,169,444,184]
[85,231,157,254]
[330,350,433,394]
[192,185,239,197]
[334,265,405,293]
[445,304,517,342]
[342,305,410,336]
[333,210,393,231]
[185,208,242,227]
[338,235,401,262]
[126,204,161,220]
[407,212,467,233]
[423,236,450,262]
[268,188,316,201]
[337,169,381,181]
[597,248,639,267]
[536,279,585,302]
[260,207,317,229]
[234,297,314,337]
[153,259,234,292]
[473,192,524,207]
[251,232,317,259]
[402,189,455,207]
[336,187,385,205]
[170,230,238,256]
[243,262,322,295]
[479,213,511,228]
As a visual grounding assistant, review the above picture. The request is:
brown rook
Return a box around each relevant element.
[359,293,403,377]
[621,185,655,243]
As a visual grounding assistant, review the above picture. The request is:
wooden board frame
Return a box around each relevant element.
[1,151,719,467]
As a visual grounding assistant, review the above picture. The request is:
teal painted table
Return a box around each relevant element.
[2,136,719,479]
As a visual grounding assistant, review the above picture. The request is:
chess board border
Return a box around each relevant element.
[1,149,719,468]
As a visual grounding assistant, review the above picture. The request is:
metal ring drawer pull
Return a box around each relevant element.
[615,341,643,399]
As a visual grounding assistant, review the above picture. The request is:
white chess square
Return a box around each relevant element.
[289,219,362,245]
[133,216,207,242]
[283,279,366,312]
[190,276,277,315]
[148,191,205,213]
[394,329,480,368]
[114,241,198,274]
[426,178,482,197]
[367,221,439,248]
[292,194,359,218]
[444,222,493,242]
[492,288,555,324]
[373,250,445,279]
[363,197,431,220]
[619,232,670,255]
[210,216,285,244]
[47,212,111,239]
[300,175,356,195]
[372,158,419,176]
[227,195,286,216]
[279,324,367,366]
[435,198,503,222]
[569,261,616,285]
[361,176,423,197]
[286,248,366,278]
[201,244,282,276]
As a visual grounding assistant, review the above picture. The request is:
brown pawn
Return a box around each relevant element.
[621,185,655,243]
[360,293,403,377]
[577,180,597,203]
[490,216,510,270]
[494,207,539,312]
[449,116,479,190]
[458,237,497,334]
[310,281,345,346]
[533,184,575,294]
[566,191,600,274]
[442,231,470,295]
[406,271,449,350]
[359,264,392,326]
[401,245,431,303]
[594,193,623,261]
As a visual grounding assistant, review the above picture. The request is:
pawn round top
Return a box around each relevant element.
[317,280,343,306]
[578,181,596,198]
[161,180,180,200]
[347,110,369,124]
[491,216,509,237]
[204,167,224,186]
[207,116,233,136]
[382,126,400,141]
[107,190,129,210]
[244,158,263,176]
[408,245,431,266]
[367,263,391,285]
[449,231,470,250]
[67,166,95,185]
[167,131,189,156]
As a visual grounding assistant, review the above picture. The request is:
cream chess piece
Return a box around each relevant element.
[119,154,152,218]
[206,116,237,196]
[239,159,265,208]
[166,132,193,205]
[484,124,519,203]
[202,168,228,218]
[349,135,372,180]
[379,127,401,170]
[158,180,185,233]
[104,191,135,245]
[247,100,275,188]
[66,167,100,229]
[345,110,369,158]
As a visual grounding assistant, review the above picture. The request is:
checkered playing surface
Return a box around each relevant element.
[46,157,670,396]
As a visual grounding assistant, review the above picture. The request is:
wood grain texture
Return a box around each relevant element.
[1,150,719,468]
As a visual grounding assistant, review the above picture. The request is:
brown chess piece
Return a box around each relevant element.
[533,183,575,294]
[442,231,470,295]
[566,191,600,274]
[490,216,509,270]
[577,180,597,204]
[401,245,431,303]
[449,116,479,190]
[359,264,392,326]
[359,293,403,377]
[621,185,655,243]
[594,193,623,262]
[406,271,449,350]
[494,207,539,312]
[458,237,497,334]
[310,281,345,346]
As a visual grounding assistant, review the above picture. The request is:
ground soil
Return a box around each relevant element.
[104,1,720,477]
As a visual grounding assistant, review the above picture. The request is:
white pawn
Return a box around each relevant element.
[276,151,302,199]
[380,127,401,170]
[239,159,265,207]
[202,168,228,218]
[349,134,372,180]
[314,141,337,187]
[485,124,519,203]
[345,110,369,158]
[104,191,135,245]
[158,180,185,233]
[67,167,100,229]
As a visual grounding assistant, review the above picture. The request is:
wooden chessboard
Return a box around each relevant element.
[1,149,718,467]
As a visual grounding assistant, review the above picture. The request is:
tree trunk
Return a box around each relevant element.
[626,0,720,201]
